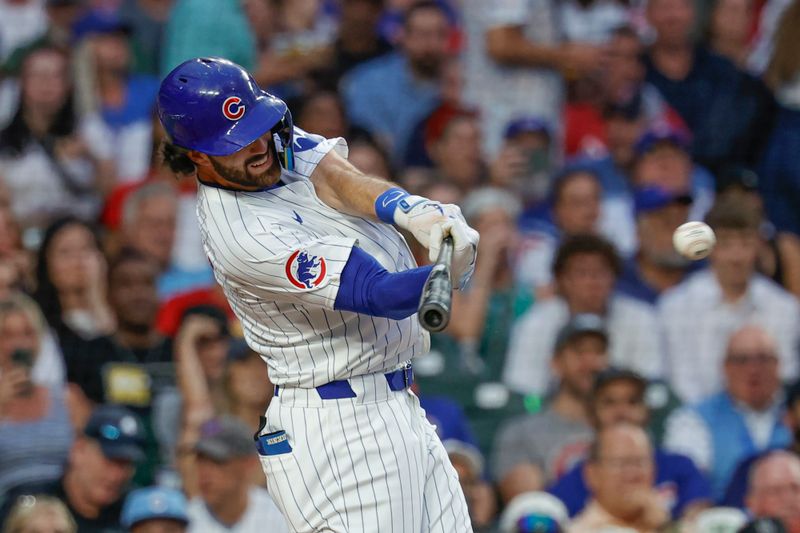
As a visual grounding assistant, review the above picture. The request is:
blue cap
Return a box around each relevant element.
[83,405,146,462]
[633,186,693,214]
[73,10,132,41]
[121,487,189,528]
[504,116,551,139]
[634,125,691,155]
[158,57,294,168]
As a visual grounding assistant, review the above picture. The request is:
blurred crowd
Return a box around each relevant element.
[0,0,800,531]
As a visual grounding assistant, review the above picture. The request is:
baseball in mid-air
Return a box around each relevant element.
[673,221,716,260]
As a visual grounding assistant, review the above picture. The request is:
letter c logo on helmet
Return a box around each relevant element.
[222,96,245,121]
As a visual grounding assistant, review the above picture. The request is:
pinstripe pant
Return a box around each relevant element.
[258,373,473,532]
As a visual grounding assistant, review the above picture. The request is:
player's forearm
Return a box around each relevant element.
[312,150,397,219]
[334,246,432,320]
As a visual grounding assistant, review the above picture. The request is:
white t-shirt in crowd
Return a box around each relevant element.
[187,487,289,533]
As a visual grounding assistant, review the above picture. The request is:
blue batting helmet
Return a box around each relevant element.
[157,57,294,170]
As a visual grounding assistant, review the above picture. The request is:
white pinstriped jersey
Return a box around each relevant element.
[196,127,429,388]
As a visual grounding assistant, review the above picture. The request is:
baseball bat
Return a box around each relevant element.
[419,236,454,332]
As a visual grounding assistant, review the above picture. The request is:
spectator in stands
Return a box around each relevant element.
[1,405,145,531]
[34,217,114,341]
[644,0,774,174]
[664,325,791,498]
[489,117,553,208]
[223,341,271,432]
[121,486,189,533]
[492,314,609,502]
[722,378,800,507]
[549,368,711,520]
[425,106,484,194]
[515,165,603,298]
[504,234,663,396]
[254,0,337,99]
[446,187,530,380]
[759,0,800,238]
[119,181,211,299]
[0,294,74,496]
[461,0,607,156]
[60,250,171,405]
[342,1,449,163]
[73,9,159,184]
[629,126,716,234]
[118,0,174,76]
[59,250,173,485]
[616,186,695,304]
[659,197,800,402]
[716,167,800,298]
[1,495,76,533]
[160,0,255,75]
[313,0,393,87]
[293,90,349,141]
[187,416,288,531]
[571,424,671,532]
[498,491,570,532]
[444,439,497,532]
[706,0,753,69]
[0,46,114,232]
[746,450,800,533]
[347,133,393,181]
[565,26,681,160]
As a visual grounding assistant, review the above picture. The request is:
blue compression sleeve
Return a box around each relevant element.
[334,246,433,320]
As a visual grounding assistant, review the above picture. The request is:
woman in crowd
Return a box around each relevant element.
[33,217,113,341]
[0,47,114,236]
[0,294,74,498]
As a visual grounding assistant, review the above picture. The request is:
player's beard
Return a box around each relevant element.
[210,143,282,189]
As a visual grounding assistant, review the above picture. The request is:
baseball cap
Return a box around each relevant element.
[499,491,569,533]
[739,518,788,533]
[194,416,255,461]
[633,186,693,214]
[554,314,608,353]
[592,367,647,399]
[73,10,132,41]
[634,125,691,156]
[717,166,760,193]
[443,439,485,476]
[83,405,146,462]
[121,487,189,528]
[504,117,552,140]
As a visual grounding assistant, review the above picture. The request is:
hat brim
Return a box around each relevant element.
[190,91,287,157]
[101,442,145,462]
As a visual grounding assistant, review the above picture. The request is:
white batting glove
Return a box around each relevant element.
[392,196,479,289]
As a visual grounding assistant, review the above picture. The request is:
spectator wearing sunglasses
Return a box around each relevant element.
[0,404,145,531]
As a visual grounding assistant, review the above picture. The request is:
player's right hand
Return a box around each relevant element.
[393,198,479,289]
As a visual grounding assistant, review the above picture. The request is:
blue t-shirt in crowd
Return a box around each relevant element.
[547,448,711,518]
[419,395,478,447]
[616,257,705,305]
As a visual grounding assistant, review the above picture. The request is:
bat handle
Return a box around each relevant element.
[418,236,454,332]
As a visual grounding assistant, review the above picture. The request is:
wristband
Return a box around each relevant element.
[375,188,409,224]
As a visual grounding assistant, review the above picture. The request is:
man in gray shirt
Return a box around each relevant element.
[492,314,609,502]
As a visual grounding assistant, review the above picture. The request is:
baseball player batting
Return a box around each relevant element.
[157,57,478,532]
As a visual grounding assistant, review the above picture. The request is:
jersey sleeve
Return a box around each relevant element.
[213,218,357,309]
[288,127,349,181]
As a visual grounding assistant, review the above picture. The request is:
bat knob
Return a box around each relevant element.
[423,309,444,330]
